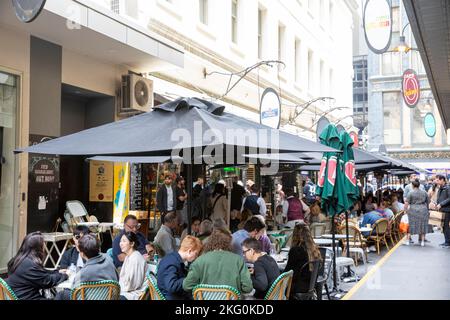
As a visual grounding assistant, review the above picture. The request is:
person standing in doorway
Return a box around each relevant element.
[156,173,177,223]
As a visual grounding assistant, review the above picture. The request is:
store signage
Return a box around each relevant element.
[402,69,420,108]
[349,131,359,148]
[12,0,46,23]
[89,160,113,202]
[424,113,436,138]
[363,0,392,54]
[113,162,130,224]
[260,88,281,129]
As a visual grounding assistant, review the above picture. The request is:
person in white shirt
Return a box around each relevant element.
[119,231,148,300]
[156,173,177,216]
[241,184,267,218]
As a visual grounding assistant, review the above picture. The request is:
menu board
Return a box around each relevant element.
[130,163,143,210]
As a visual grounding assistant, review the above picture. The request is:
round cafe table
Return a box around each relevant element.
[313,238,334,246]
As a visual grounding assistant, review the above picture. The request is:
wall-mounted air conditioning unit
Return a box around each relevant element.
[121,74,153,113]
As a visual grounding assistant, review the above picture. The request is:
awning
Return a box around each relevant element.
[87,156,182,163]
[404,0,450,130]
[0,0,184,71]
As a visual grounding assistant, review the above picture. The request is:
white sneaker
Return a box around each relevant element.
[421,241,425,247]
[404,240,409,246]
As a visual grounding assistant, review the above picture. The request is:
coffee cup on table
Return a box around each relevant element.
[366,224,371,228]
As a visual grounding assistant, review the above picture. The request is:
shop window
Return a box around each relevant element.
[383,92,402,145]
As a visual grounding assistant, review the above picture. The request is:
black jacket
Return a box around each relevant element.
[437,185,450,213]
[6,257,68,300]
[156,184,177,214]
[284,246,311,295]
[59,247,80,269]
[157,252,190,300]
[251,254,280,299]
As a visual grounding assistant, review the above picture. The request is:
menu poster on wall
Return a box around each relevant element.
[89,160,113,202]
[113,162,130,224]
[129,163,143,210]
[28,134,59,184]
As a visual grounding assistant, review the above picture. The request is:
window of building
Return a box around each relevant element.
[383,92,402,146]
[329,68,333,97]
[258,8,267,60]
[110,0,120,14]
[320,60,325,96]
[278,24,286,71]
[0,71,18,271]
[411,51,426,74]
[308,50,314,93]
[382,51,401,75]
[199,0,208,25]
[412,100,434,145]
[231,0,238,44]
[295,39,301,83]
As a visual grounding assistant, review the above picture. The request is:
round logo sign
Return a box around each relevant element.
[402,69,420,108]
[424,113,436,138]
[260,88,281,129]
[363,0,392,54]
[12,0,46,23]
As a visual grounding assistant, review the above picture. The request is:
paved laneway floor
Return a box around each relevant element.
[343,232,450,300]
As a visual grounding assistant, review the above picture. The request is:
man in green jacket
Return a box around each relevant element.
[183,229,253,295]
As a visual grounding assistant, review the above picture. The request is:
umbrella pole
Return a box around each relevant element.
[331,216,338,291]
[187,162,193,235]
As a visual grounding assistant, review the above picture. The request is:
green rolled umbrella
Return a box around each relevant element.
[316,124,341,216]
[338,130,360,213]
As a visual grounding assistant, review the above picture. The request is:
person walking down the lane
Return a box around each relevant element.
[404,179,430,247]
[182,229,253,296]
[431,175,450,248]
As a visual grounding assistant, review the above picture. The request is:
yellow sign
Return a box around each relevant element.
[89,161,113,202]
[113,162,130,224]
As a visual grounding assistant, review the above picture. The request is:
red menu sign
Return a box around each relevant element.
[402,69,420,108]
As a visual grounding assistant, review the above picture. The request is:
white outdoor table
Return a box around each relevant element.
[321,234,354,239]
[313,238,334,246]
[270,252,288,271]
[42,232,73,270]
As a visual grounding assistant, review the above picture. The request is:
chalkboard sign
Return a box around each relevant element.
[130,163,143,210]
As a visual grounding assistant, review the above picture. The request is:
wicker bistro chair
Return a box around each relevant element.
[192,284,241,300]
[338,225,368,266]
[139,281,151,300]
[71,280,120,300]
[391,211,405,243]
[264,270,294,300]
[146,273,166,300]
[367,218,390,255]
[0,278,18,300]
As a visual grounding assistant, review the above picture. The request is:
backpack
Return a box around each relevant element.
[243,195,260,215]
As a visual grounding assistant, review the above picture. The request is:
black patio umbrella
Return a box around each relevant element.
[16,97,338,233]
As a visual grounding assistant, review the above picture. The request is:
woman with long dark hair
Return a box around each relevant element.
[284,224,322,299]
[6,232,68,300]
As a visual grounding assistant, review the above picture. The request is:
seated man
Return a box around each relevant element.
[59,225,90,270]
[242,238,280,299]
[154,211,178,257]
[56,234,118,300]
[112,215,151,268]
[379,201,394,220]
[231,217,266,256]
[361,210,385,238]
[157,236,203,300]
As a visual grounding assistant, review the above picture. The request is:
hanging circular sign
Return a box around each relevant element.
[349,131,359,148]
[424,113,436,138]
[363,0,392,54]
[260,88,281,129]
[12,0,46,23]
[402,69,420,108]
[316,116,330,142]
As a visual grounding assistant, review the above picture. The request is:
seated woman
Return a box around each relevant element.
[180,217,201,241]
[119,232,148,300]
[6,232,68,300]
[306,201,327,224]
[283,224,322,300]
[59,225,90,270]
[183,229,253,295]
[242,238,280,299]
[157,235,203,300]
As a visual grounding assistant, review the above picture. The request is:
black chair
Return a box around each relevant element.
[292,260,321,300]
[317,247,332,300]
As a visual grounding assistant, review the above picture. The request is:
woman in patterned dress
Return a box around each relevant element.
[404,179,430,247]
